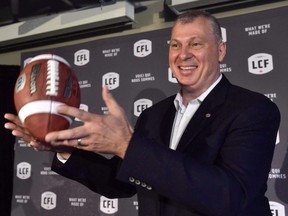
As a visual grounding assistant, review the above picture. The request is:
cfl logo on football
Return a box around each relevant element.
[248,53,273,75]
[41,192,57,210]
[168,68,178,83]
[15,74,26,93]
[74,49,90,66]
[134,39,152,57]
[134,99,153,117]
[270,201,285,216]
[100,196,118,214]
[102,72,120,90]
[16,162,31,180]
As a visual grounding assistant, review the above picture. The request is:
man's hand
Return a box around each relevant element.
[4,113,72,154]
[45,86,133,159]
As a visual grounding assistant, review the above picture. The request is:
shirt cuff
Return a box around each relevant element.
[57,153,68,164]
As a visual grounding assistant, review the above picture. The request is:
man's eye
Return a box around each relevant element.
[190,42,203,49]
[170,43,180,49]
[191,43,200,47]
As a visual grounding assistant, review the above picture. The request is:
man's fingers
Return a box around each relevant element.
[45,126,89,143]
[4,118,29,139]
[4,113,22,125]
[57,87,122,120]
[5,123,33,143]
[102,86,122,114]
[56,105,92,122]
[4,113,16,121]
[45,128,75,143]
[4,122,17,131]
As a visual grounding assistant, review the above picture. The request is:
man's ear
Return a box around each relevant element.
[218,42,226,63]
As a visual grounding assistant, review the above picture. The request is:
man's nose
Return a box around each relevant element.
[180,46,193,60]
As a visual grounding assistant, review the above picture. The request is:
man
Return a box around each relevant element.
[5,10,280,215]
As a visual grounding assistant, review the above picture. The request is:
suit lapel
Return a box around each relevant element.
[176,76,231,151]
[160,101,176,146]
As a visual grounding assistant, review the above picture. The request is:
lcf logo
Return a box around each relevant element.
[74,49,90,66]
[134,39,152,57]
[102,72,120,90]
[100,196,118,214]
[16,162,31,179]
[248,53,273,74]
[41,192,57,210]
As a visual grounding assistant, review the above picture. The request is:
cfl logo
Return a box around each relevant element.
[248,53,273,75]
[168,68,178,83]
[74,49,90,66]
[102,72,120,90]
[100,196,118,214]
[17,162,31,180]
[41,192,57,210]
[134,39,152,57]
[134,99,152,117]
[270,201,285,216]
[221,27,227,43]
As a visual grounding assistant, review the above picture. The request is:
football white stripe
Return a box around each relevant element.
[28,54,71,67]
[18,100,72,125]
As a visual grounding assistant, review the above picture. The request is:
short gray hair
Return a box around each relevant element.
[174,10,223,43]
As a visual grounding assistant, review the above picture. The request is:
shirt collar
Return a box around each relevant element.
[174,74,222,110]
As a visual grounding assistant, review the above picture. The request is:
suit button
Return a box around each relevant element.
[146,185,152,190]
[135,180,141,185]
[141,182,147,187]
[129,177,135,183]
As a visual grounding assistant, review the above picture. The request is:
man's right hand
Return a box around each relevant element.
[4,113,73,156]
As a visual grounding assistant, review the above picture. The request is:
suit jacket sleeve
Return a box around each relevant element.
[51,148,136,198]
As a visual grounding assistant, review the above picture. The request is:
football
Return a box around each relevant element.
[14,54,81,142]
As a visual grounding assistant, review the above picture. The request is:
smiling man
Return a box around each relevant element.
[169,13,226,105]
[5,10,280,216]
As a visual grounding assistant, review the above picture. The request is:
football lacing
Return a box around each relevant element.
[46,60,60,96]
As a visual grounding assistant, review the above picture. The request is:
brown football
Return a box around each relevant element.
[14,54,81,142]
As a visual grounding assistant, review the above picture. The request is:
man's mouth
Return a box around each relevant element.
[179,65,197,70]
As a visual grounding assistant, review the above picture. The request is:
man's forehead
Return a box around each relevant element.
[172,19,213,34]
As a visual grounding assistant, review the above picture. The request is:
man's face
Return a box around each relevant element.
[169,17,226,97]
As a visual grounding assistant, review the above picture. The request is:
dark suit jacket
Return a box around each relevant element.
[52,75,280,216]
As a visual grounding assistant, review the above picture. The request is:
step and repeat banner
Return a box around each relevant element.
[11,6,288,216]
